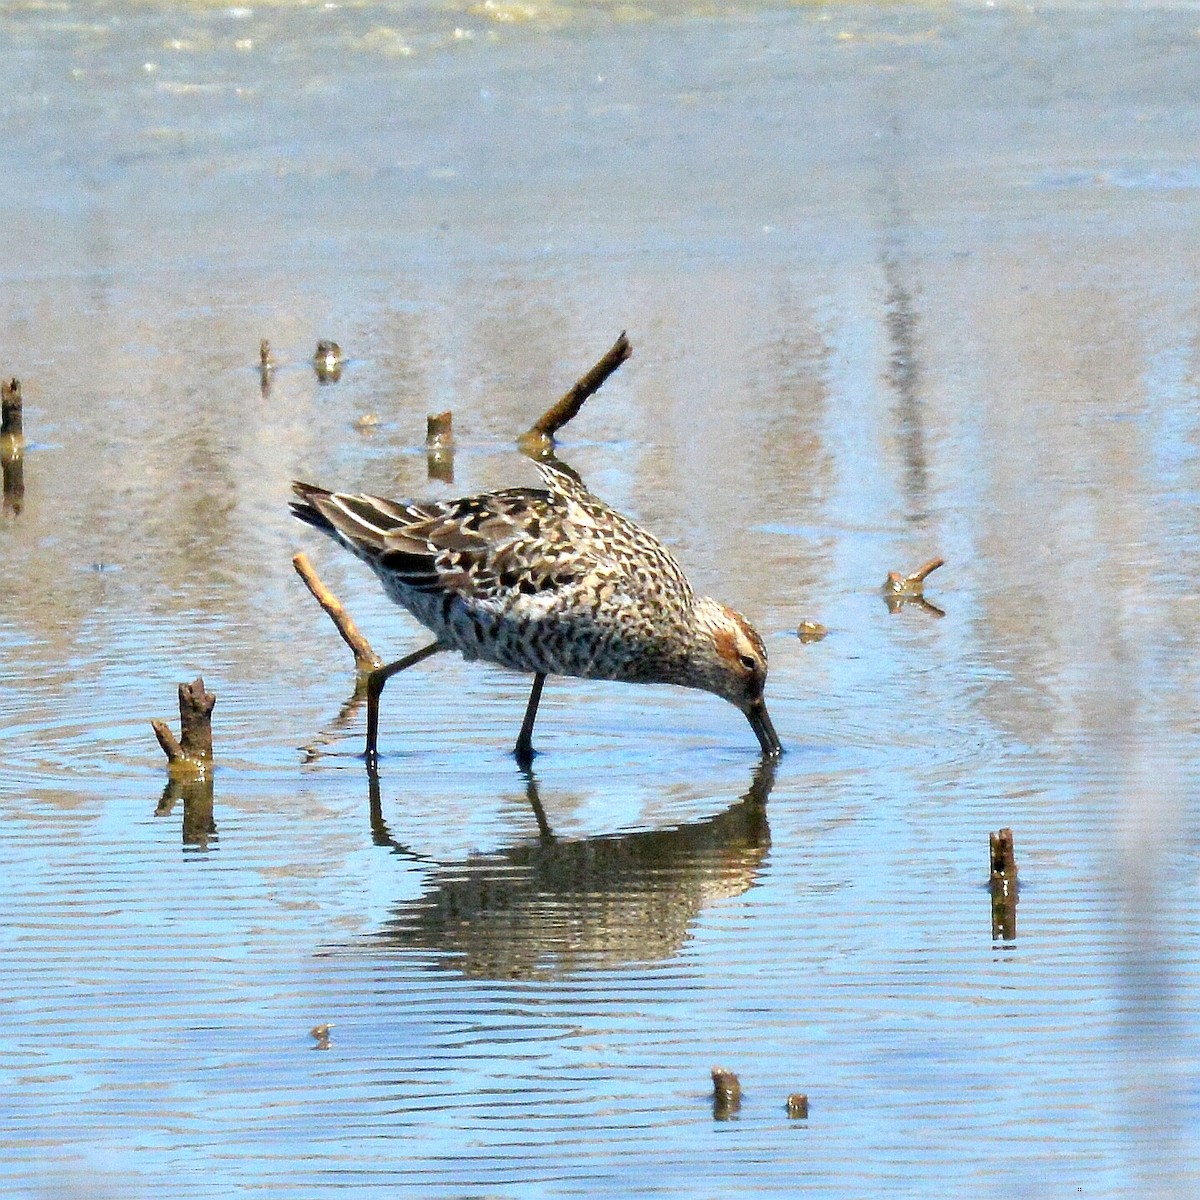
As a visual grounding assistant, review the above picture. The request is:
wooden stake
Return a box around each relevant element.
[989,827,1018,940]
[711,1066,742,1119]
[1,378,22,439]
[426,411,454,483]
[1,379,23,516]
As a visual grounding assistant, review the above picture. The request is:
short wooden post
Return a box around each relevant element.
[989,827,1018,940]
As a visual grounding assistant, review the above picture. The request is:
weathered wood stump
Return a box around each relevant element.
[711,1066,742,1119]
[1,377,22,439]
[426,410,454,483]
[152,677,216,775]
[313,340,343,383]
[990,826,1018,940]
[1,377,24,514]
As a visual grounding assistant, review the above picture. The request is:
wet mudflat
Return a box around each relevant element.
[2,1,1200,1195]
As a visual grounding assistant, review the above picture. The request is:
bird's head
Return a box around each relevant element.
[687,597,782,757]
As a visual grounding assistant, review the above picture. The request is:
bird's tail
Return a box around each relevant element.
[289,481,337,535]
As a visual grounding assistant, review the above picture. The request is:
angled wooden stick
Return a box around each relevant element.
[519,331,632,455]
[292,552,381,672]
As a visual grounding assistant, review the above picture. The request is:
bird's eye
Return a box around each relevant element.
[738,654,758,672]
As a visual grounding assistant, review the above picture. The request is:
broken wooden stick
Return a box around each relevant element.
[711,1066,742,1119]
[152,677,216,775]
[1,377,22,440]
[426,410,453,448]
[259,339,274,397]
[313,340,344,384]
[426,410,454,483]
[1,378,23,515]
[518,331,631,457]
[292,551,381,672]
[989,826,1018,940]
[883,556,944,597]
[883,557,945,616]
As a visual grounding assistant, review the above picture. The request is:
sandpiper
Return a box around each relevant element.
[291,461,782,764]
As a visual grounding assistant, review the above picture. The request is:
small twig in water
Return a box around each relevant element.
[1,377,23,440]
[882,557,946,616]
[313,340,344,384]
[426,410,453,448]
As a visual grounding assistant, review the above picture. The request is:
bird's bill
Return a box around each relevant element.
[746,700,783,757]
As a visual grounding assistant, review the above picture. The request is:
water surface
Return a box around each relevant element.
[2,2,1199,1195]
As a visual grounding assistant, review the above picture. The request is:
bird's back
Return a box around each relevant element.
[291,463,697,682]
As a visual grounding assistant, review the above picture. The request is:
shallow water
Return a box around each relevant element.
[2,1,1200,1195]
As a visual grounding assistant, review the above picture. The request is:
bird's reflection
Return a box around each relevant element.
[365,758,775,979]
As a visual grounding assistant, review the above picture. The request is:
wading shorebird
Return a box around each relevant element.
[291,462,782,765]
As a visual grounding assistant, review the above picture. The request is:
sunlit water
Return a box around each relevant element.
[2,2,1199,1195]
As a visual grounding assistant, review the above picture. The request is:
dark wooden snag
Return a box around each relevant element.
[152,677,216,775]
[989,826,1018,940]
[313,340,344,384]
[711,1066,742,1119]
[1,377,23,439]
[1,378,23,515]
[426,410,454,483]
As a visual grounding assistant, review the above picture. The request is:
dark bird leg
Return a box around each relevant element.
[514,673,547,767]
[365,641,446,767]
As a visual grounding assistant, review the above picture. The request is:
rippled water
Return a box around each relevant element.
[2,1,1200,1195]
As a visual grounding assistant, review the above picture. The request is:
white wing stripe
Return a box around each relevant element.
[330,495,393,538]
